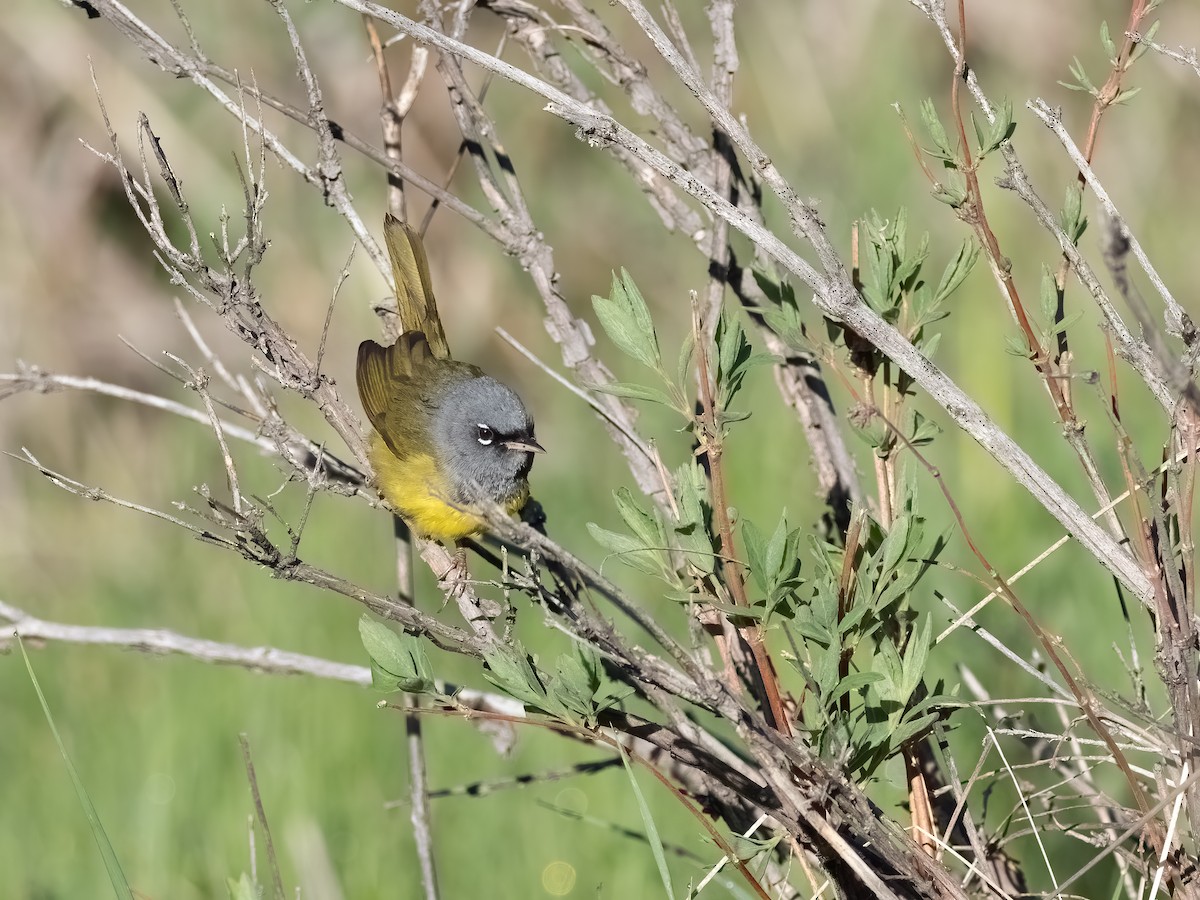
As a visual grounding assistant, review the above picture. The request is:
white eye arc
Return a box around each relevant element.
[476,424,495,446]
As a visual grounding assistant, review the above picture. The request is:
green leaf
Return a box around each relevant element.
[909,410,941,446]
[592,269,662,370]
[1063,57,1098,95]
[359,615,434,694]
[762,302,805,350]
[931,178,967,207]
[816,713,854,767]
[902,617,933,698]
[1039,266,1059,321]
[751,269,783,305]
[18,637,135,900]
[1060,183,1087,244]
[889,711,939,747]
[1051,310,1084,336]
[809,643,839,696]
[839,597,872,637]
[893,206,909,251]
[563,646,631,721]
[614,487,667,552]
[673,463,715,573]
[827,671,886,707]
[715,310,776,415]
[703,598,767,622]
[919,98,955,163]
[592,380,676,408]
[918,331,942,360]
[895,232,929,293]
[1004,333,1035,358]
[1100,20,1117,65]
[933,238,979,304]
[878,516,911,582]
[555,650,592,702]
[742,519,768,594]
[984,98,1015,154]
[717,409,753,429]
[587,523,667,577]
[675,328,696,398]
[723,830,783,864]
[764,511,790,585]
[716,308,749,388]
[754,270,806,349]
[618,744,675,899]
[873,639,906,704]
[484,643,562,717]
[970,111,988,156]
[1130,20,1160,63]
[553,651,612,724]
[792,615,833,647]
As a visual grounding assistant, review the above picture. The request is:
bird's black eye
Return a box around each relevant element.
[476,424,495,446]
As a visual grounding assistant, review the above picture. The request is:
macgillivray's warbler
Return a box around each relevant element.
[356,215,543,541]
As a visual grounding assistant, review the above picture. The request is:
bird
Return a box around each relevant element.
[356,214,543,542]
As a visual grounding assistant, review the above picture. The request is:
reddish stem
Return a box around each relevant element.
[694,308,792,736]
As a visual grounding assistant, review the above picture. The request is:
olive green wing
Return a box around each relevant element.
[356,334,480,461]
[384,214,450,359]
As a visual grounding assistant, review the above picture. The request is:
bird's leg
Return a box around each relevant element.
[442,540,504,639]
[435,541,470,611]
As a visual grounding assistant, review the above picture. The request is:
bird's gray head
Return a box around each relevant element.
[432,375,541,504]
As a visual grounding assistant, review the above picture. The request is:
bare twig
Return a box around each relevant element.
[1,368,263,448]
[496,327,655,464]
[0,600,369,683]
[1131,30,1200,78]
[1031,102,1191,343]
[239,734,287,900]
[13,448,482,655]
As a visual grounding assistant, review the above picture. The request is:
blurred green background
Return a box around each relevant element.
[3,0,1199,896]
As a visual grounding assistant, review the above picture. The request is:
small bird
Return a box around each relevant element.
[356,215,543,541]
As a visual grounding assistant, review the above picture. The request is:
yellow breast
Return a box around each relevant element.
[368,433,528,542]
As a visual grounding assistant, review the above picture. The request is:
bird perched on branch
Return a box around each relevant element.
[356,215,542,541]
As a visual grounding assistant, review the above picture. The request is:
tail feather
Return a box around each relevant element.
[383,214,450,358]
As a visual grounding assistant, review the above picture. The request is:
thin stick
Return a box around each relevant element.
[364,15,407,220]
[940,434,1200,642]
[1030,97,1191,347]
[1,599,533,727]
[0,370,269,450]
[496,326,655,464]
[0,599,370,684]
[239,734,287,900]
[173,297,240,393]
[316,244,356,378]
[397,518,439,900]
[420,33,506,237]
[186,360,244,514]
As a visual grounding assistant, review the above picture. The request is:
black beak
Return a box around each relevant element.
[502,438,545,454]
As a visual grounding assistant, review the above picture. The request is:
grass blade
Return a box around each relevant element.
[618,743,674,898]
[17,636,134,899]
